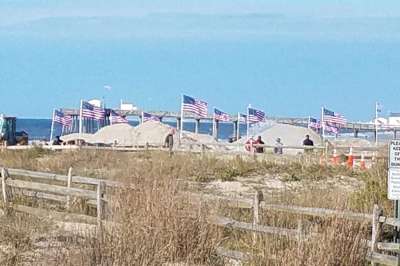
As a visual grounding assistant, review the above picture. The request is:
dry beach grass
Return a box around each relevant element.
[0,148,391,265]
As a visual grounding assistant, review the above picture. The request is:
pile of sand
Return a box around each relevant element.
[181,131,217,144]
[180,131,233,152]
[237,123,322,154]
[240,123,321,146]
[131,120,174,146]
[61,121,173,147]
[90,123,136,146]
[328,137,373,148]
[60,133,93,144]
[60,121,228,149]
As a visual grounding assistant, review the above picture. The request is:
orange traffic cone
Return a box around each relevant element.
[347,147,354,169]
[360,152,366,170]
[332,149,339,165]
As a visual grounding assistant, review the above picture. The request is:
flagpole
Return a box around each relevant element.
[79,100,83,140]
[237,112,240,141]
[246,105,250,139]
[375,102,378,146]
[212,108,216,140]
[50,109,55,144]
[321,106,325,141]
[180,95,184,142]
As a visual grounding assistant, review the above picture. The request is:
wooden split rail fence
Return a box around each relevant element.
[0,167,123,227]
[0,167,395,264]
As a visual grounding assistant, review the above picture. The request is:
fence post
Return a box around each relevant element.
[168,138,173,157]
[97,181,105,228]
[253,190,263,245]
[1,168,10,215]
[371,204,383,265]
[66,167,73,210]
[201,144,206,158]
[297,219,304,242]
[324,142,329,164]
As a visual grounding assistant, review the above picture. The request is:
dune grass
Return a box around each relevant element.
[0,148,391,265]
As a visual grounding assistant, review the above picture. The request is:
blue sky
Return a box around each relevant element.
[0,1,400,120]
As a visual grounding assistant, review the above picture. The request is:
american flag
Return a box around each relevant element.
[308,117,321,130]
[324,122,339,134]
[54,110,73,126]
[110,109,128,124]
[323,108,347,126]
[238,113,247,123]
[376,102,382,113]
[142,112,161,122]
[182,95,208,118]
[248,107,265,123]
[81,101,105,120]
[214,108,230,122]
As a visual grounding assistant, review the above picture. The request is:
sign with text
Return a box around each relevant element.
[389,169,400,200]
[390,140,400,168]
[389,140,400,200]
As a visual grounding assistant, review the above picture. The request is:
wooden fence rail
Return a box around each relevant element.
[368,204,400,266]
[5,140,382,155]
[188,192,373,221]
[0,166,397,264]
[7,168,122,187]
[0,167,105,229]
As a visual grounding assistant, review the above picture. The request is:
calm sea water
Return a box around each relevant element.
[17,119,247,141]
[17,119,394,143]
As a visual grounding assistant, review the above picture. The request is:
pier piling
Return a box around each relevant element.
[195,119,200,134]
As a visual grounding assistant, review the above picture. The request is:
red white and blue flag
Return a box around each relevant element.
[142,112,161,123]
[54,110,73,126]
[110,109,128,124]
[238,113,247,123]
[248,107,265,123]
[324,122,339,134]
[182,95,208,118]
[214,108,230,122]
[308,117,321,130]
[323,108,347,126]
[81,101,105,120]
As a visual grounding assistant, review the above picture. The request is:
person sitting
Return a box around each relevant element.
[53,136,63,145]
[303,135,314,146]
[274,138,283,155]
[303,134,314,153]
[254,136,265,153]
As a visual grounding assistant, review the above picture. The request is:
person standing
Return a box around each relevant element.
[274,138,283,155]
[254,136,265,153]
[165,128,176,156]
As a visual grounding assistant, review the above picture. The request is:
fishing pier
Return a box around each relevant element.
[60,108,395,141]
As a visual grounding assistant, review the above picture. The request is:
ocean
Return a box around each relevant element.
[16,118,393,144]
[17,119,248,141]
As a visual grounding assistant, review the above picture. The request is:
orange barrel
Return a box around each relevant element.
[332,149,339,165]
[347,147,354,169]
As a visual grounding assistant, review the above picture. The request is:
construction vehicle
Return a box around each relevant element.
[0,114,28,146]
